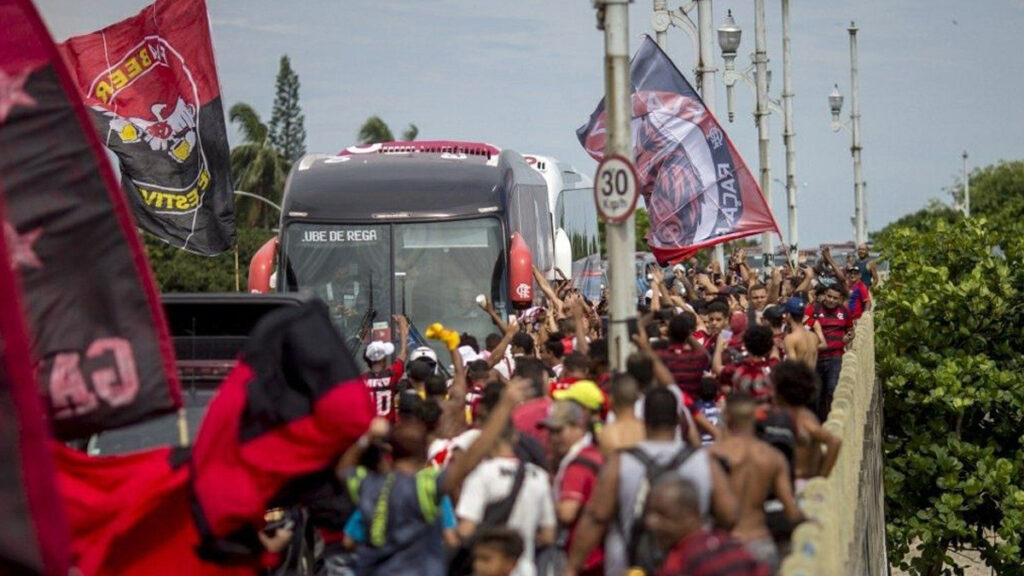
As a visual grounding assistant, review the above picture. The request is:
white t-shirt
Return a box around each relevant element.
[456,457,556,576]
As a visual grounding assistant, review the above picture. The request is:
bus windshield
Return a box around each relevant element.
[284,218,506,356]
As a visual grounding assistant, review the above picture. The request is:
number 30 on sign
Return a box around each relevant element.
[593,155,639,224]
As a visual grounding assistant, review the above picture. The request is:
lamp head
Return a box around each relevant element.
[717,10,742,59]
[829,84,844,122]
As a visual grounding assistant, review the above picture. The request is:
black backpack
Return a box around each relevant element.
[448,462,528,576]
[623,446,698,575]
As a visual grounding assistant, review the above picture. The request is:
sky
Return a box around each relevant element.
[33,0,1024,247]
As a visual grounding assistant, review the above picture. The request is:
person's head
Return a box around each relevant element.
[468,360,492,386]
[484,333,502,353]
[409,346,439,374]
[476,381,506,424]
[540,400,589,458]
[643,387,679,437]
[772,359,819,408]
[472,527,524,576]
[705,301,729,335]
[541,339,565,367]
[511,332,535,356]
[557,317,576,335]
[783,297,805,324]
[588,339,610,379]
[668,311,697,344]
[643,476,702,551]
[390,420,429,463]
[822,285,845,310]
[723,392,757,433]
[609,372,640,410]
[743,324,775,358]
[857,243,869,260]
[845,265,861,286]
[512,356,547,399]
[698,376,719,403]
[363,340,394,372]
[563,351,590,379]
[407,358,434,385]
[460,333,480,354]
[762,305,784,330]
[424,374,448,398]
[625,353,655,392]
[749,284,769,311]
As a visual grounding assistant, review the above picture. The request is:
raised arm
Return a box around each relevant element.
[532,266,564,317]
[394,314,410,363]
[486,316,519,370]
[335,417,389,478]
[479,297,509,333]
[441,378,527,495]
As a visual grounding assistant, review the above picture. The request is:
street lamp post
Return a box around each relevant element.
[828,22,865,245]
[718,4,774,266]
[962,150,970,217]
[595,0,637,371]
[780,0,799,261]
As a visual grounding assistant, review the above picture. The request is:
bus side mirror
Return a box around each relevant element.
[509,232,533,309]
[248,237,279,293]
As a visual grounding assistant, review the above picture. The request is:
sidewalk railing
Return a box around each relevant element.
[781,312,888,575]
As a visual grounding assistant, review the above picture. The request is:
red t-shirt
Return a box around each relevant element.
[657,529,770,576]
[559,445,605,573]
[548,376,580,397]
[363,360,404,420]
[657,343,710,398]
[719,356,778,402]
[805,303,854,358]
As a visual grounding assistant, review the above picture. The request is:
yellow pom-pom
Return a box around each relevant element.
[425,323,444,339]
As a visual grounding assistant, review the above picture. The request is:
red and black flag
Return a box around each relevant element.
[55,301,373,576]
[0,0,179,439]
[58,0,236,255]
[578,36,780,264]
[0,3,73,574]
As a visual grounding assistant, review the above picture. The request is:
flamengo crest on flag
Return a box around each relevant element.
[58,0,235,255]
[0,0,180,439]
[577,35,780,265]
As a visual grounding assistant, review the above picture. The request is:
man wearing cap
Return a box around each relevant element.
[845,265,871,321]
[540,400,605,576]
[363,315,410,421]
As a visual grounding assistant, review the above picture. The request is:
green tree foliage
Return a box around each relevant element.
[879,160,1024,574]
[401,123,419,141]
[229,103,289,229]
[357,116,395,144]
[144,226,276,292]
[267,55,307,162]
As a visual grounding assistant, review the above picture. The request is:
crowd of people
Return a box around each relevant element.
[264,245,878,576]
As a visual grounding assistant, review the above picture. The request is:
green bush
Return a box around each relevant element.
[143,226,276,293]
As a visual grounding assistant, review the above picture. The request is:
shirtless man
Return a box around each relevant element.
[598,372,645,456]
[710,393,803,571]
[782,298,819,369]
[771,360,842,487]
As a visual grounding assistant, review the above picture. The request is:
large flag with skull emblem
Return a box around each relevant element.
[578,36,779,265]
[58,0,235,255]
[0,0,179,440]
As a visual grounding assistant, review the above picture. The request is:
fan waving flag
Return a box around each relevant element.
[58,0,235,255]
[0,0,179,439]
[578,36,780,264]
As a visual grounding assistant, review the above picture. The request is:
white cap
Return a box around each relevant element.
[365,341,395,363]
[410,345,438,364]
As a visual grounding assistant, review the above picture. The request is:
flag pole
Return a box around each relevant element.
[596,0,637,371]
[177,407,189,446]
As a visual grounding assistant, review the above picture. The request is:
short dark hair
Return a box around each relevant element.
[772,360,819,407]
[625,353,654,390]
[460,333,480,354]
[513,356,546,398]
[479,381,506,419]
[544,339,566,359]
[668,312,697,343]
[609,372,640,407]
[468,359,491,381]
[743,324,775,357]
[644,387,678,430]
[484,333,502,352]
[706,301,729,317]
[749,283,768,294]
[473,526,524,562]
[699,376,719,402]
[407,358,434,382]
[512,332,535,355]
[564,351,589,373]
[424,374,447,398]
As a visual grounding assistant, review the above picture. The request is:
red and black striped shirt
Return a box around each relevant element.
[805,303,854,359]
[657,529,771,576]
[657,342,710,398]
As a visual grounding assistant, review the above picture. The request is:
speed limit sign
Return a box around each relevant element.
[593,155,639,223]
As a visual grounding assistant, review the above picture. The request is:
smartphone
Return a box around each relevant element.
[721,329,733,342]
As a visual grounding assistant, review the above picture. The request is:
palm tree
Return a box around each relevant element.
[229,103,289,228]
[401,123,419,141]
[357,116,394,144]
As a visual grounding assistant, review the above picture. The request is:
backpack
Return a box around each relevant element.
[623,446,698,575]
[448,462,528,576]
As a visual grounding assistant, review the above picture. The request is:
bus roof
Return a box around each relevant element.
[282,153,503,222]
